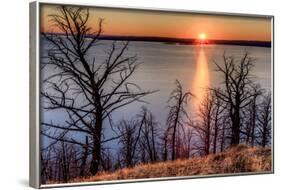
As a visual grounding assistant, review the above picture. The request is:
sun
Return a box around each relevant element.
[199,33,207,40]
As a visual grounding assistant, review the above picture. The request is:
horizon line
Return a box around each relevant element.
[41,32,272,47]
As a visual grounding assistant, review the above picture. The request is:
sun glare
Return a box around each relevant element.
[199,33,207,40]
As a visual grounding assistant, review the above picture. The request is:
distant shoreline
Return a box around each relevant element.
[42,33,271,48]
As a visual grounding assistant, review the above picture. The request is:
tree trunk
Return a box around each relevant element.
[90,106,102,175]
[90,131,101,175]
[187,142,190,159]
[205,120,210,155]
[172,104,180,160]
[231,106,240,145]
[151,123,157,162]
[80,136,89,176]
[163,134,168,161]
[261,116,269,147]
[213,113,219,154]
[62,143,68,183]
[220,124,225,152]
[250,100,257,147]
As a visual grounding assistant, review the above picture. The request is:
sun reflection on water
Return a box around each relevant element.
[192,48,210,110]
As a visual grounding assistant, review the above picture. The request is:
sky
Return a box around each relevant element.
[40,4,272,41]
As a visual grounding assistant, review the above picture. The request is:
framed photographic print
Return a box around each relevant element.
[29,1,274,188]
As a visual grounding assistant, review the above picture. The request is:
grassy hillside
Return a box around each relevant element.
[70,145,271,183]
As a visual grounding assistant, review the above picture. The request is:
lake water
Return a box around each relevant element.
[41,40,272,149]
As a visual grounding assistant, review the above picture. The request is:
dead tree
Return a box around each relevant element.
[139,107,159,163]
[53,141,70,183]
[219,113,231,152]
[41,134,90,182]
[41,6,155,175]
[190,92,214,156]
[117,118,142,167]
[100,148,114,171]
[117,107,159,166]
[211,52,260,145]
[182,128,194,158]
[79,136,89,177]
[212,94,225,154]
[242,85,263,146]
[166,80,193,160]
[174,127,194,159]
[161,130,169,161]
[257,93,271,147]
[40,147,53,184]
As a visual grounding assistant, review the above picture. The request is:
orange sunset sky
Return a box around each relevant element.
[40,4,272,41]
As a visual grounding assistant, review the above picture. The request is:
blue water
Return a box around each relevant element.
[40,39,272,151]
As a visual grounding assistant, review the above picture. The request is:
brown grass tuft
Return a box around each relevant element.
[59,145,272,184]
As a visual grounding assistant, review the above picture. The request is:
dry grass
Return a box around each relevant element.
[67,145,272,183]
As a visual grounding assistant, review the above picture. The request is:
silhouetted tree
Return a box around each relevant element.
[189,91,226,155]
[185,128,194,158]
[53,141,73,183]
[211,52,260,145]
[219,113,231,152]
[166,80,193,160]
[100,148,114,171]
[138,107,160,163]
[242,85,263,146]
[190,93,214,156]
[257,93,271,147]
[41,146,53,184]
[79,136,89,177]
[161,130,169,161]
[175,127,194,159]
[117,119,140,167]
[212,93,225,153]
[117,107,160,166]
[41,6,155,175]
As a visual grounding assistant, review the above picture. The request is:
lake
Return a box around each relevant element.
[41,40,272,149]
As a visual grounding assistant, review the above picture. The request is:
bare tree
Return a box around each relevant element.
[219,113,231,152]
[41,147,53,184]
[100,148,114,171]
[138,107,160,163]
[53,142,72,183]
[211,52,260,145]
[79,136,89,177]
[182,128,194,158]
[117,107,160,166]
[242,85,263,146]
[41,135,92,183]
[212,93,225,153]
[161,130,169,161]
[166,80,193,160]
[117,118,142,167]
[190,92,214,156]
[257,93,272,147]
[173,127,194,159]
[186,128,194,158]
[41,6,156,175]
